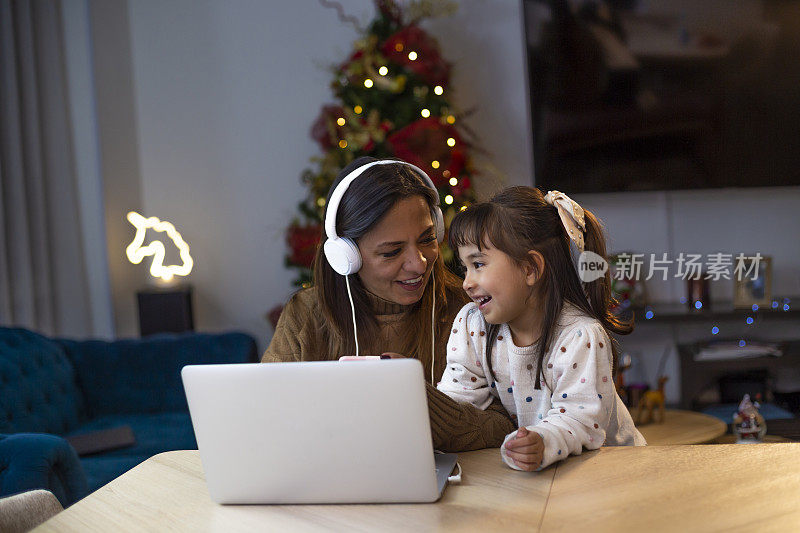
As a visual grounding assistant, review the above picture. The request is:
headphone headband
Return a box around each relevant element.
[324,160,441,240]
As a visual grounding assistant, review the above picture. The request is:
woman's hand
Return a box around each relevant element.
[338,353,406,361]
[503,426,544,471]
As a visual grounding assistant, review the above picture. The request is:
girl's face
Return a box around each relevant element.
[357,196,439,305]
[459,241,540,341]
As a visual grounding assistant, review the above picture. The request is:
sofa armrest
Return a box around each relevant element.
[0,433,88,508]
[56,331,257,417]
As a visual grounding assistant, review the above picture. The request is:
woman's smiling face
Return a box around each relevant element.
[356,196,439,305]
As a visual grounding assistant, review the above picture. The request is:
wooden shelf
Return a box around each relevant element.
[618,298,799,324]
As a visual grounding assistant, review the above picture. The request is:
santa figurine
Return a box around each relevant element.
[732,394,767,443]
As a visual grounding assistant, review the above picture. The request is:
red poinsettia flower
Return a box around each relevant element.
[387,117,464,185]
[380,25,450,86]
[286,223,322,268]
[310,105,344,151]
[447,148,466,179]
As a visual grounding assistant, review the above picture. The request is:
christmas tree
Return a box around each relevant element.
[285,0,478,288]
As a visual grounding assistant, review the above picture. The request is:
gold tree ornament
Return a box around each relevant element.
[403,0,458,23]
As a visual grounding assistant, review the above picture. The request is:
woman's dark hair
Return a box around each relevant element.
[448,186,633,389]
[313,156,463,368]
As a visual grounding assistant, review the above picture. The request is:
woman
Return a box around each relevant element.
[263,156,516,451]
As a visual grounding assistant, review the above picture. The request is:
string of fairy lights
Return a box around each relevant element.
[321,40,470,215]
[638,297,792,344]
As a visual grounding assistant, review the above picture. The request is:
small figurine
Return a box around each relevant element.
[732,394,767,443]
[636,376,669,425]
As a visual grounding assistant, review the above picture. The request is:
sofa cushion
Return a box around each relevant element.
[66,412,197,492]
[66,412,197,457]
[57,332,256,417]
[0,329,84,434]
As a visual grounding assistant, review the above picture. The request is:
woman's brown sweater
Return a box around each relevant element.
[262,288,516,452]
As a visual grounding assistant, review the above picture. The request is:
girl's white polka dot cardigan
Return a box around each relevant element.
[437,302,646,471]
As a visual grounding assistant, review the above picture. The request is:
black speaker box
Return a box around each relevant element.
[137,285,194,337]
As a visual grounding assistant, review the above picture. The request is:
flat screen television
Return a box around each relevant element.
[522,0,800,193]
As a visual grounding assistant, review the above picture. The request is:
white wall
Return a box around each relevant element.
[90,1,799,402]
[90,0,148,338]
[121,1,375,346]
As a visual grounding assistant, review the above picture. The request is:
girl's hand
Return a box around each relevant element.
[503,427,544,471]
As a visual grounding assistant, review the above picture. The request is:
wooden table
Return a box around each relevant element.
[36,444,800,532]
[635,408,727,445]
[541,444,800,531]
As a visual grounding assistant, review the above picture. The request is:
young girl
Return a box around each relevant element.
[437,187,645,471]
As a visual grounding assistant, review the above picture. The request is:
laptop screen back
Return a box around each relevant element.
[182,359,440,504]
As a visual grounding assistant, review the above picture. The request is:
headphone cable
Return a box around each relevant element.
[345,274,359,357]
[430,276,436,385]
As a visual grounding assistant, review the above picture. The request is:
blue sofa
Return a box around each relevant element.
[0,327,257,507]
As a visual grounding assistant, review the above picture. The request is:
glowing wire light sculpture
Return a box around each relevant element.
[126,212,193,282]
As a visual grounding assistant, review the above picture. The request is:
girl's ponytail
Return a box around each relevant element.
[581,209,633,376]
[582,209,632,336]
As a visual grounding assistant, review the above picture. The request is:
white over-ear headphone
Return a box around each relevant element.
[323,159,444,385]
[323,160,444,276]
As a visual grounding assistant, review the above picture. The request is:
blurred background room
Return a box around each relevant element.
[2,0,800,511]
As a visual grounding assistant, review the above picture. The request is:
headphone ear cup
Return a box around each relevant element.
[434,207,445,242]
[324,237,362,276]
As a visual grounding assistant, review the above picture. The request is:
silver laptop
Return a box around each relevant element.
[181,359,457,504]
